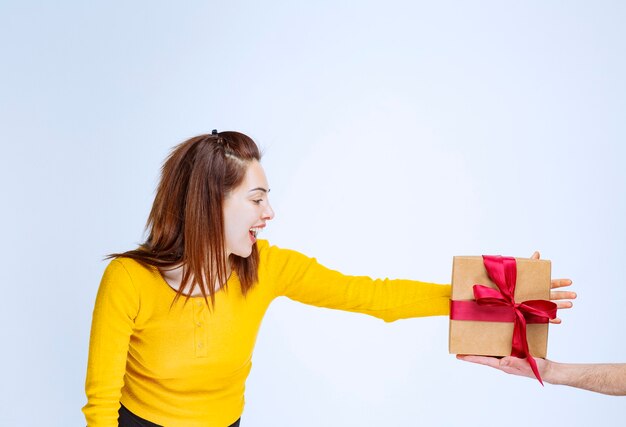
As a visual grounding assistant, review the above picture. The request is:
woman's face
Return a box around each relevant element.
[223,160,275,258]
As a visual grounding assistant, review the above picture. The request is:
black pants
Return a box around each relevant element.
[118,404,241,427]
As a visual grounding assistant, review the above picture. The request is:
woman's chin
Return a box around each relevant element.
[232,247,253,258]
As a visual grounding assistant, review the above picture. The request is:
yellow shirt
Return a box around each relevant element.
[83,240,451,426]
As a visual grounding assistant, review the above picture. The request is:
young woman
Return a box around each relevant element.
[83,131,574,426]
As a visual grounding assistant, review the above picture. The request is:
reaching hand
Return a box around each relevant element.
[457,355,626,395]
[456,355,552,381]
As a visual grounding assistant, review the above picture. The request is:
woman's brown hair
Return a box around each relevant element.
[110,131,261,306]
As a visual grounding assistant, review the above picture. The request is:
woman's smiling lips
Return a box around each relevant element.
[248,224,266,243]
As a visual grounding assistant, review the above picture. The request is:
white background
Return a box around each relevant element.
[1,1,625,426]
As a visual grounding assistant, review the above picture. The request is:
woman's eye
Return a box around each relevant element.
[253,199,263,205]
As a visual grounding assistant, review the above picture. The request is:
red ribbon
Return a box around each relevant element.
[450,255,557,384]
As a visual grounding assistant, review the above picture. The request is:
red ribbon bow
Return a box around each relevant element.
[452,255,557,384]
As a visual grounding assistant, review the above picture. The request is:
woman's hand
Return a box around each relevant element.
[530,251,576,324]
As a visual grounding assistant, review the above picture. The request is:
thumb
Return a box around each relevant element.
[499,357,512,368]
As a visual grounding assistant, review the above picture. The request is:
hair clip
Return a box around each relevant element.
[212,129,218,135]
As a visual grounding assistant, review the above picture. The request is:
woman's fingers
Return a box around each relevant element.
[525,254,576,323]
[550,292,576,302]
[551,278,573,289]
[550,279,576,316]
[554,301,574,310]
[550,286,575,323]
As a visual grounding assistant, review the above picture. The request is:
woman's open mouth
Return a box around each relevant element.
[249,227,262,243]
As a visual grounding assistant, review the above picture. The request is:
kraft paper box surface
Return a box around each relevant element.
[448,256,551,357]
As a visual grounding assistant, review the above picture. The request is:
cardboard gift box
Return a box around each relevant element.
[449,256,552,358]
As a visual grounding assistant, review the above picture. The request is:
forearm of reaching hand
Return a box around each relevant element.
[548,362,626,396]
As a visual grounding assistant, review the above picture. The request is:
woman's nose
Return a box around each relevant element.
[263,202,275,221]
